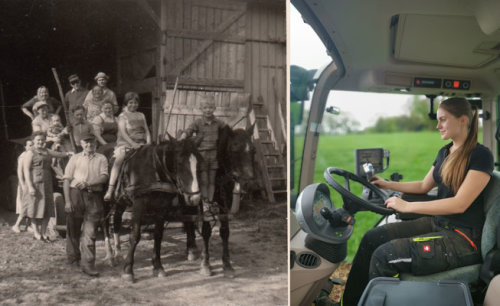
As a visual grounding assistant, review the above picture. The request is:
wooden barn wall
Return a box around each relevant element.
[113,0,286,148]
[164,0,247,89]
[163,90,250,136]
[245,3,286,151]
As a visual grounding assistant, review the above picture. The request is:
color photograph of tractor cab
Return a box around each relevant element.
[290,1,500,305]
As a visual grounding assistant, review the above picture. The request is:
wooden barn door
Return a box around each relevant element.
[158,0,249,136]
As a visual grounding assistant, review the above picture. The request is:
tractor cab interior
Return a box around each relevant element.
[290,0,500,305]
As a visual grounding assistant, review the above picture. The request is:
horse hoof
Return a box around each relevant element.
[224,267,235,278]
[200,265,212,276]
[187,250,198,261]
[104,256,116,267]
[153,269,167,278]
[121,273,134,283]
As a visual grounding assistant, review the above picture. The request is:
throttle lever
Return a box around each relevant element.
[320,207,355,227]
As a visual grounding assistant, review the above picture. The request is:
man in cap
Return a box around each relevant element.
[83,72,118,114]
[63,131,108,276]
[64,74,89,115]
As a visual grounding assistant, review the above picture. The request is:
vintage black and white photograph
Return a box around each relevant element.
[0,1,287,304]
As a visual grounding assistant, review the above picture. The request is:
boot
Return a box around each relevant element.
[81,265,99,277]
[104,185,115,201]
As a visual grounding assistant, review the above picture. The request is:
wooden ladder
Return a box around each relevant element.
[249,100,287,203]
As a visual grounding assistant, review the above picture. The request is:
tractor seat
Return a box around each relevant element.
[400,170,500,284]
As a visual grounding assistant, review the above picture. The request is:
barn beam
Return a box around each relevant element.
[167,8,246,76]
[165,75,244,88]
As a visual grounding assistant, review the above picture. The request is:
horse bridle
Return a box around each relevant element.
[153,145,199,197]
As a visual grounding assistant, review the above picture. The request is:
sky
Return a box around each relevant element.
[290,6,413,130]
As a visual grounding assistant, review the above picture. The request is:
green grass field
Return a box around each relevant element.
[292,131,482,261]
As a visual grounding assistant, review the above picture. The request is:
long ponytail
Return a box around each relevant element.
[439,98,478,193]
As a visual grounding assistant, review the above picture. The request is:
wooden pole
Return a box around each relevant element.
[165,76,179,137]
[0,81,9,140]
[51,68,77,151]
[156,0,168,143]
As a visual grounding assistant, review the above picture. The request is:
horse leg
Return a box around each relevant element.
[184,205,198,261]
[113,203,125,261]
[102,202,115,267]
[122,198,144,283]
[152,215,166,278]
[220,219,235,278]
[200,221,212,276]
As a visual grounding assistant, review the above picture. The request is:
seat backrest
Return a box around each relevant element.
[481,170,500,260]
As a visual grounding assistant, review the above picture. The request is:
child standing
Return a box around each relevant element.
[181,95,243,219]
[12,139,34,233]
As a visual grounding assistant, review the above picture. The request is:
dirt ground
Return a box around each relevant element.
[0,200,287,305]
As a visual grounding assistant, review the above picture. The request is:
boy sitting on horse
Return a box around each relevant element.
[180,94,245,219]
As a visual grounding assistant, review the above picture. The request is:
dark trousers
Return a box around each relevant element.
[342,217,481,305]
[66,188,103,268]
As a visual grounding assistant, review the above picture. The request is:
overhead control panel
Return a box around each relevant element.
[414,77,471,90]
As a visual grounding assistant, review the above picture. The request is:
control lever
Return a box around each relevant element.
[320,207,355,227]
[362,163,375,181]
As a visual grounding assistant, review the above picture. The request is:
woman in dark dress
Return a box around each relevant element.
[91,101,118,155]
[23,131,72,241]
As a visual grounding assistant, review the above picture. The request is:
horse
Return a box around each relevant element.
[101,136,202,282]
[184,123,258,277]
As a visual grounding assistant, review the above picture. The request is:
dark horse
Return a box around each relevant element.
[102,137,202,282]
[184,124,258,277]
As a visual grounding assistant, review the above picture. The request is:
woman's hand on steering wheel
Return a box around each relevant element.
[385,196,410,213]
[371,176,392,189]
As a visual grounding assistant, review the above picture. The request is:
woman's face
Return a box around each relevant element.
[102,103,113,116]
[127,99,139,112]
[25,140,34,151]
[33,135,46,149]
[37,88,49,100]
[436,107,467,140]
[97,78,107,87]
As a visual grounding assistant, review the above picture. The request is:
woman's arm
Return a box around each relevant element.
[371,166,436,194]
[92,117,107,145]
[385,170,491,215]
[21,97,36,120]
[23,151,35,196]
[47,149,72,158]
[143,114,151,145]
[50,97,62,115]
[17,155,25,189]
[117,116,141,149]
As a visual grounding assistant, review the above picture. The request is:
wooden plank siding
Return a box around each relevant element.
[245,3,286,152]
[113,0,285,152]
[161,90,250,137]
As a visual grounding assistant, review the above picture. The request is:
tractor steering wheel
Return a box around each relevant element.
[324,167,394,215]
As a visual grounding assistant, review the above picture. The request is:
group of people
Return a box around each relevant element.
[12,71,236,277]
[13,72,151,276]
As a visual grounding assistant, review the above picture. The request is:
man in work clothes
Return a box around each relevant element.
[64,74,89,115]
[63,132,108,276]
